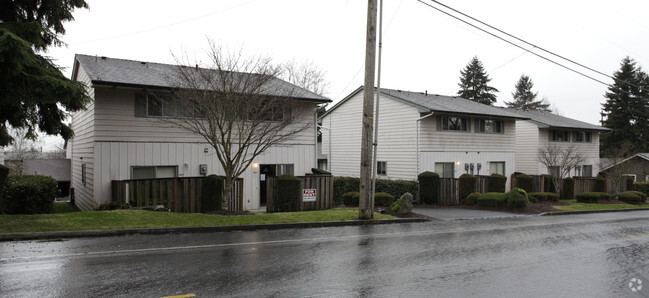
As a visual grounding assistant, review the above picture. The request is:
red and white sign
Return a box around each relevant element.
[303,189,317,202]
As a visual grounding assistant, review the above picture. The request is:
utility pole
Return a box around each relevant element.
[359,0,377,219]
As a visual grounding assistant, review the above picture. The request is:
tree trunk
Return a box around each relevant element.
[223,175,233,211]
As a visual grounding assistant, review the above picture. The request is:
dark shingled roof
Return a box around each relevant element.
[73,54,330,102]
[504,108,609,131]
[380,88,527,119]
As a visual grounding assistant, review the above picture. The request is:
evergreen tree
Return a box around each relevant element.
[0,0,91,146]
[457,56,499,105]
[600,57,649,156]
[505,74,551,111]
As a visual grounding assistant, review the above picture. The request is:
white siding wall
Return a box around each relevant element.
[515,120,540,174]
[420,151,515,189]
[419,115,517,152]
[70,65,97,211]
[536,128,602,176]
[94,142,315,210]
[322,92,364,178]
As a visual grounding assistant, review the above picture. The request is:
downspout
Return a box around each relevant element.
[416,112,435,176]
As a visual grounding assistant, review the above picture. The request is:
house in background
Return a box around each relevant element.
[0,147,4,166]
[69,54,329,211]
[600,153,649,182]
[505,109,609,177]
[320,87,528,188]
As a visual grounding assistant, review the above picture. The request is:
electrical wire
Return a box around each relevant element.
[418,0,649,94]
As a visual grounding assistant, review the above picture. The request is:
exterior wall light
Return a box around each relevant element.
[252,162,259,169]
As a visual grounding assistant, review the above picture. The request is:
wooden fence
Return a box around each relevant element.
[438,178,458,205]
[266,174,333,212]
[112,176,244,212]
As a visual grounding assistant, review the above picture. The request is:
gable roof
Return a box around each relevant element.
[600,153,649,172]
[321,86,528,120]
[505,108,609,131]
[72,54,330,103]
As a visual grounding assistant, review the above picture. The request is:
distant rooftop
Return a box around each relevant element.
[505,108,609,131]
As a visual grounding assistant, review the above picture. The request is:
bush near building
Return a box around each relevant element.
[1,175,57,214]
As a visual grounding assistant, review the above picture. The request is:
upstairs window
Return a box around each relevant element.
[574,131,592,142]
[135,93,197,118]
[549,130,570,142]
[476,119,504,134]
[438,116,470,132]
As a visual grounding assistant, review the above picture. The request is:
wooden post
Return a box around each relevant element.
[359,0,377,219]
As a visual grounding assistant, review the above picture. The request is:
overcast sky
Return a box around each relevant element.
[43,0,649,147]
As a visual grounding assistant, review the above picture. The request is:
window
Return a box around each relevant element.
[582,165,593,177]
[135,93,196,118]
[438,116,470,132]
[132,166,178,179]
[377,161,387,175]
[574,131,592,142]
[276,164,294,176]
[489,161,505,176]
[548,166,560,178]
[435,162,455,178]
[549,130,570,142]
[477,119,504,134]
[81,163,87,186]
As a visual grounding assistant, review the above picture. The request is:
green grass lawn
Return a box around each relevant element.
[0,207,395,234]
[553,199,649,212]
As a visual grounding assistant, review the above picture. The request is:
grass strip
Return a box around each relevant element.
[0,208,394,234]
[554,200,649,212]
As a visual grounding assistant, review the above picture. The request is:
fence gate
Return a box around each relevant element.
[266,174,333,212]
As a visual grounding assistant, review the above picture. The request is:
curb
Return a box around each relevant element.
[539,207,649,216]
[0,218,428,242]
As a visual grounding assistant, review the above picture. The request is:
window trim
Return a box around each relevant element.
[437,115,471,132]
[476,119,505,134]
[377,161,387,176]
[549,129,570,142]
[573,131,592,143]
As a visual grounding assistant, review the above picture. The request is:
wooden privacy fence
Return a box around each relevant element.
[438,178,458,205]
[266,174,333,212]
[112,176,244,212]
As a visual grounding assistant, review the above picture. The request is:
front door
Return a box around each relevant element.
[259,164,277,206]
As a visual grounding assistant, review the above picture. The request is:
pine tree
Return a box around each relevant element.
[600,57,649,156]
[457,56,499,105]
[0,0,91,146]
[505,74,551,111]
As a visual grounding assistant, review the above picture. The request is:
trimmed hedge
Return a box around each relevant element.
[270,174,302,212]
[595,178,607,193]
[617,191,647,203]
[634,182,649,196]
[562,177,575,199]
[477,192,507,207]
[0,165,8,203]
[529,192,559,202]
[506,188,529,208]
[333,177,417,206]
[201,175,224,212]
[488,174,506,193]
[342,192,360,206]
[464,192,481,205]
[459,174,477,203]
[374,192,395,206]
[418,171,440,204]
[1,175,57,214]
[576,192,611,203]
[514,173,533,192]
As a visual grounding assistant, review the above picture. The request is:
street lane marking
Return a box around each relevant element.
[161,294,196,298]
[621,233,649,239]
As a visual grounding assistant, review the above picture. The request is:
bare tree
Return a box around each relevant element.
[166,43,321,210]
[281,59,330,97]
[4,127,43,175]
[600,143,634,194]
[537,144,585,196]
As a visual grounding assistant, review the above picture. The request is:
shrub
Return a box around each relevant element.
[459,174,477,203]
[464,192,481,205]
[514,173,533,192]
[488,174,506,193]
[477,192,507,207]
[375,179,418,201]
[390,197,402,214]
[418,171,440,204]
[595,178,607,193]
[333,177,360,206]
[270,174,302,212]
[562,177,575,199]
[617,191,647,203]
[528,192,560,202]
[576,192,601,203]
[634,182,649,195]
[374,192,395,206]
[0,165,7,206]
[506,188,529,208]
[201,175,224,212]
[1,175,57,214]
[342,192,360,206]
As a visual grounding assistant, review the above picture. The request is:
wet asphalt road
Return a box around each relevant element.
[1,211,649,297]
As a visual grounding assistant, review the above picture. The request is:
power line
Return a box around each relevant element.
[418,0,648,94]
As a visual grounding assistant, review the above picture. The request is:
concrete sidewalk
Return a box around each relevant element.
[413,207,525,220]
